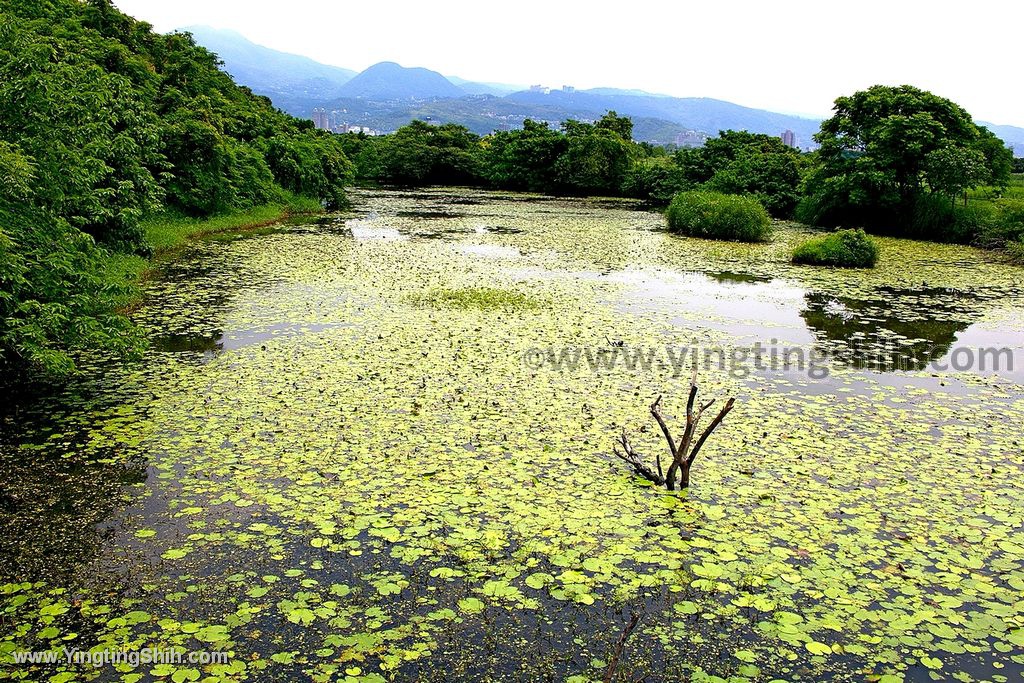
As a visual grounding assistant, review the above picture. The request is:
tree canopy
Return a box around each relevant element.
[800,85,1012,230]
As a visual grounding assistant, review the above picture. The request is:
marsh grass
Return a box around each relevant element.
[666,191,772,242]
[141,193,321,254]
[410,286,545,311]
[98,193,323,312]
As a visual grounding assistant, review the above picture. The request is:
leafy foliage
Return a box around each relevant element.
[0,185,140,377]
[552,115,639,195]
[792,228,879,268]
[374,121,483,186]
[620,157,690,203]
[483,120,566,192]
[0,0,353,382]
[349,112,643,197]
[677,131,804,217]
[666,190,772,242]
[800,85,1014,239]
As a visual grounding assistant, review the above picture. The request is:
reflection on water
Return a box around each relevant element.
[800,292,968,371]
[605,267,1022,378]
[152,322,353,355]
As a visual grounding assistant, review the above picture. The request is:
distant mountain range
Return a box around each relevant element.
[184,26,1024,153]
[181,26,355,114]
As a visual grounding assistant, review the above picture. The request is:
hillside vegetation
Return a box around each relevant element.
[0,0,353,382]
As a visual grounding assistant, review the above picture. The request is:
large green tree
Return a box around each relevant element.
[801,85,1012,229]
[377,121,483,186]
[552,114,638,196]
[482,120,567,192]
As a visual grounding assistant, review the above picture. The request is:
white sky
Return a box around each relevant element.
[114,0,1023,126]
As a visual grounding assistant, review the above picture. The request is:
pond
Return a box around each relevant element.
[2,188,1023,683]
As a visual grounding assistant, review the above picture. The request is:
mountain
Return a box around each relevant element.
[979,122,1024,156]
[505,89,823,146]
[180,26,356,113]
[182,27,1024,152]
[448,76,521,97]
[337,62,464,100]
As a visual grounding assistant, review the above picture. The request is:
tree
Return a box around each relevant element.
[802,85,1004,230]
[594,110,634,141]
[553,119,637,195]
[483,120,567,192]
[377,121,483,186]
[696,131,804,217]
[924,145,989,208]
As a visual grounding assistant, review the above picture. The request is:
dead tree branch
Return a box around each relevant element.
[615,368,736,490]
[613,431,665,486]
[603,612,641,683]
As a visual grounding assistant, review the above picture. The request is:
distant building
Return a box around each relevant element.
[561,85,575,93]
[528,84,548,94]
[781,130,797,148]
[675,130,709,148]
[311,108,329,130]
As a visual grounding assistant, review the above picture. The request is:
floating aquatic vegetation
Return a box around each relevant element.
[409,286,545,311]
[1,189,1023,682]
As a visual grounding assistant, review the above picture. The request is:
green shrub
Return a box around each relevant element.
[666,191,772,242]
[792,229,879,268]
[620,157,689,203]
[971,199,1024,249]
[912,195,1004,243]
[0,202,142,382]
[1007,239,1024,263]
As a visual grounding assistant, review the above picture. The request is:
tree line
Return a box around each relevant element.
[341,85,1021,252]
[339,115,807,217]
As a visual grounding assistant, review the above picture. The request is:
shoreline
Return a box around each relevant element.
[103,198,325,313]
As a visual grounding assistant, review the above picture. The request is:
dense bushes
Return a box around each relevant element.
[677,131,804,218]
[792,229,879,268]
[666,191,772,242]
[0,0,354,383]
[620,157,689,203]
[0,199,141,378]
[975,199,1024,250]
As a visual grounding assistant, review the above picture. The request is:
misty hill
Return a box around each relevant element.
[338,62,465,100]
[183,27,1024,153]
[506,89,822,145]
[448,76,521,97]
[180,26,355,112]
[980,123,1024,155]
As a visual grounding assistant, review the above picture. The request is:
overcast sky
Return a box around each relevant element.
[115,0,1023,126]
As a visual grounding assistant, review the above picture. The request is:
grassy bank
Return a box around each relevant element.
[100,193,323,310]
